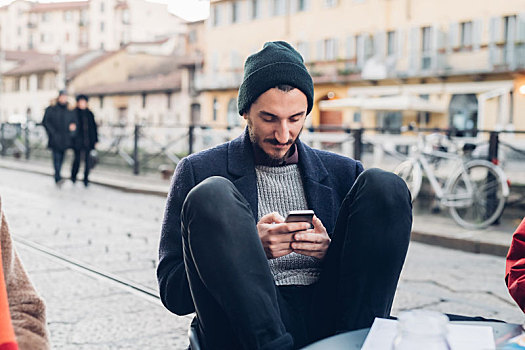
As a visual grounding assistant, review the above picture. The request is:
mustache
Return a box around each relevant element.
[264,138,294,146]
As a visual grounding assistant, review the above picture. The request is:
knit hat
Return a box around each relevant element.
[237,41,314,116]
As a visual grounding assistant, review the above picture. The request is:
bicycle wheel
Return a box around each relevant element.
[446,160,508,229]
[394,159,422,201]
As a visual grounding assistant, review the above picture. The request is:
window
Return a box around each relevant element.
[421,26,431,53]
[273,0,285,16]
[188,30,197,44]
[167,92,172,110]
[298,0,307,11]
[142,93,147,109]
[17,26,21,36]
[65,33,70,42]
[64,11,73,22]
[213,98,219,121]
[41,13,49,22]
[504,15,517,43]
[99,96,104,109]
[100,2,105,12]
[100,22,105,32]
[460,21,473,48]
[251,0,260,19]
[324,0,338,7]
[212,4,221,26]
[122,9,130,24]
[324,38,337,60]
[231,1,239,23]
[387,30,396,56]
[297,41,309,62]
[353,111,361,123]
[37,74,44,90]
[227,98,240,127]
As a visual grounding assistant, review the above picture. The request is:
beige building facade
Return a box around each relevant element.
[197,0,525,136]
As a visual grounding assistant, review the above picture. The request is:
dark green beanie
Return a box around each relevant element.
[237,41,314,116]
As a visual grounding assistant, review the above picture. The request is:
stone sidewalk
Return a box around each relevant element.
[1,156,523,258]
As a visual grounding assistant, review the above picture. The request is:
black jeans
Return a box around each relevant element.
[71,148,91,184]
[52,149,65,183]
[181,168,412,350]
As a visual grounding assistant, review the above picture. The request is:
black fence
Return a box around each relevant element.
[1,122,525,176]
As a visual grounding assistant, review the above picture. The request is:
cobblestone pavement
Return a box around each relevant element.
[0,167,523,349]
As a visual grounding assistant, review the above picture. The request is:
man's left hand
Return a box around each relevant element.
[291,215,330,260]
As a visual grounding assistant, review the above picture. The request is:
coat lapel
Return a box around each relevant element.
[296,139,337,234]
[227,129,258,219]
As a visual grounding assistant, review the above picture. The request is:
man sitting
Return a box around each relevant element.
[157,41,412,349]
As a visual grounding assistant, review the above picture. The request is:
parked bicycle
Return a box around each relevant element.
[395,132,509,229]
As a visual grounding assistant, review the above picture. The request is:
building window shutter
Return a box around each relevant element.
[489,17,502,44]
[374,31,386,59]
[346,35,356,59]
[518,13,525,43]
[396,29,404,58]
[316,40,324,61]
[472,19,483,50]
[408,27,421,73]
[290,0,298,13]
[448,22,459,52]
[356,34,365,68]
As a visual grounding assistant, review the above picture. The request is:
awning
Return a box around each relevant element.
[319,95,447,113]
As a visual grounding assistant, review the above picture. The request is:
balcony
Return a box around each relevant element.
[195,71,243,91]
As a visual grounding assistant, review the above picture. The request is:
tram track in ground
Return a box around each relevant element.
[13,235,161,304]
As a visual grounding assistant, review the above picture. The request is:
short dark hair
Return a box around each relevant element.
[276,84,296,92]
[76,94,89,102]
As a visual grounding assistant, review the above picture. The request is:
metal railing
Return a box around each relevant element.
[1,122,525,178]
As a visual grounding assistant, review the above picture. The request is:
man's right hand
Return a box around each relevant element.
[257,212,311,259]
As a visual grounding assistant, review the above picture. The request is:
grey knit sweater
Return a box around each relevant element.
[255,165,321,286]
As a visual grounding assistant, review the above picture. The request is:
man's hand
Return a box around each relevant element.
[291,216,331,260]
[257,212,311,259]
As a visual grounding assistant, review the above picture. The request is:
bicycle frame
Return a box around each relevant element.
[413,148,464,201]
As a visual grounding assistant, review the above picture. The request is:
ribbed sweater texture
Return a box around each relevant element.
[255,165,321,286]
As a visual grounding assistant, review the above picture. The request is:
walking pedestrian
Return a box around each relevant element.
[71,94,98,187]
[41,90,77,185]
[157,41,412,349]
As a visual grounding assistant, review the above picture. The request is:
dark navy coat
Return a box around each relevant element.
[157,128,364,315]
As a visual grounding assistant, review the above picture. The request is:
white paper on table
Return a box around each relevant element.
[361,318,495,350]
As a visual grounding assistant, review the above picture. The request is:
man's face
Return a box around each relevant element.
[58,94,68,104]
[244,87,307,161]
[77,99,88,109]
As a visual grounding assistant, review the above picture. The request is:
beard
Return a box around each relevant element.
[247,118,302,163]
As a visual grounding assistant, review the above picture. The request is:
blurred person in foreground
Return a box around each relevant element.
[42,90,77,186]
[71,94,98,187]
[0,196,49,350]
[505,217,525,312]
[157,41,412,349]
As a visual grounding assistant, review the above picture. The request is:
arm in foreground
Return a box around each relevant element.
[505,217,525,312]
[157,158,197,315]
[1,200,49,350]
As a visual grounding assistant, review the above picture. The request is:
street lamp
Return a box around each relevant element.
[519,84,525,95]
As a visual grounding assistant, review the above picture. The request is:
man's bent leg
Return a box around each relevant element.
[313,168,412,337]
[181,176,293,350]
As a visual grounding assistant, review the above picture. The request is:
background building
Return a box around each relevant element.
[0,0,185,54]
[197,0,525,135]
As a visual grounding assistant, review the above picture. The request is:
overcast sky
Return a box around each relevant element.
[0,0,210,21]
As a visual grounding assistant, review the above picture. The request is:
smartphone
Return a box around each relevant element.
[285,210,314,227]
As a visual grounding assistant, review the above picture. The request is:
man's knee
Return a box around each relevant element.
[355,168,411,207]
[183,176,235,217]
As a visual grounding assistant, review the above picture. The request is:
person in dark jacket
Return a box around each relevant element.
[71,94,98,187]
[41,90,77,185]
[157,41,412,350]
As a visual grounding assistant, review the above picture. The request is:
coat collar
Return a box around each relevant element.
[227,128,334,230]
